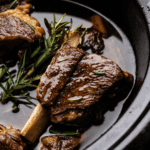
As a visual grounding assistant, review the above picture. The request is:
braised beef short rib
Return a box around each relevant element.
[0,7,45,56]
[50,53,133,125]
[36,44,86,107]
[36,47,133,126]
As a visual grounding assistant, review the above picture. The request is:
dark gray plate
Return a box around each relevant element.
[0,0,149,150]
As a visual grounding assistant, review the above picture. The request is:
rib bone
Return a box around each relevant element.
[21,32,81,143]
[21,102,49,143]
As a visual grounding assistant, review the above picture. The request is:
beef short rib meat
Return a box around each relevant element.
[0,124,27,150]
[0,8,45,56]
[0,0,32,13]
[40,135,80,150]
[50,53,133,125]
[36,44,86,107]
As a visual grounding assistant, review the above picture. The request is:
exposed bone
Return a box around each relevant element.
[21,33,80,143]
[21,102,50,143]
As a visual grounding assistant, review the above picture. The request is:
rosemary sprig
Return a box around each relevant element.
[79,28,87,45]
[0,52,39,103]
[0,66,8,80]
[0,13,71,104]
[30,40,41,58]
[21,13,79,80]
[57,58,68,63]
[0,13,86,109]
[50,130,79,135]
[9,0,18,9]
[94,71,106,75]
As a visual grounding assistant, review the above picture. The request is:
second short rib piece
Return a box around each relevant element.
[0,7,45,56]
[36,44,86,107]
[50,53,133,125]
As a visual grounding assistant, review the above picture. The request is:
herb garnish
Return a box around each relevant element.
[94,71,106,75]
[25,21,36,32]
[0,13,84,110]
[0,52,40,103]
[0,66,7,80]
[22,13,82,80]
[50,130,79,135]
[79,28,87,45]
[12,105,18,111]
[69,97,83,101]
[9,0,18,9]
[57,58,68,63]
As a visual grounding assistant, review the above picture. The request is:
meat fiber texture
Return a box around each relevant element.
[0,7,45,56]
[36,44,86,106]
[0,124,27,150]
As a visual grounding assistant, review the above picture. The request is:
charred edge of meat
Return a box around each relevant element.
[40,134,81,150]
[0,124,28,150]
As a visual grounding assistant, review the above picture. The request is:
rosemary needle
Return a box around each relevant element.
[94,71,106,75]
[25,21,36,32]
[12,106,18,111]
[50,130,79,135]
[9,0,18,9]
[57,58,68,63]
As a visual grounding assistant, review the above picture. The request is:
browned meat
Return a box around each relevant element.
[0,124,27,150]
[50,53,133,125]
[36,44,86,107]
[0,0,32,13]
[40,135,80,150]
[82,27,104,54]
[0,8,45,56]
